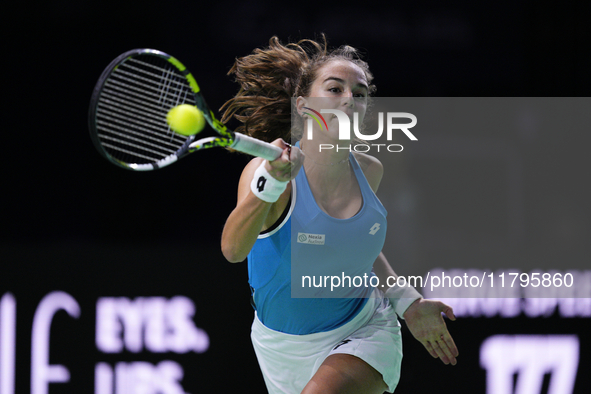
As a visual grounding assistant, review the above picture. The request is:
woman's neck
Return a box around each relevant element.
[300,138,350,165]
[299,138,360,214]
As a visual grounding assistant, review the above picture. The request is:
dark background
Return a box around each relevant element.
[3,0,590,393]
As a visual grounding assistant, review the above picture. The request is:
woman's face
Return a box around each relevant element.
[298,60,369,143]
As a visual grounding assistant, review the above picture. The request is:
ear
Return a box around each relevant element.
[295,96,308,116]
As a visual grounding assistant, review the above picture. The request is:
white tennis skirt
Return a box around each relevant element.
[251,289,403,393]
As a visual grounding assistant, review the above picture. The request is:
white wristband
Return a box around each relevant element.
[250,161,289,203]
[385,284,423,319]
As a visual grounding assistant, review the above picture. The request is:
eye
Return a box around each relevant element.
[328,87,341,93]
[354,92,366,98]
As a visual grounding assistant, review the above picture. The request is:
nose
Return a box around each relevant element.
[341,92,354,107]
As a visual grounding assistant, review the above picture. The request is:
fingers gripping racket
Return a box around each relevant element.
[89,49,283,171]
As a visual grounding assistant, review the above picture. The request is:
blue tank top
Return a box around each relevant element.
[247,151,387,334]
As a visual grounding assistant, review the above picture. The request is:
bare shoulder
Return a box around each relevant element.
[352,152,384,193]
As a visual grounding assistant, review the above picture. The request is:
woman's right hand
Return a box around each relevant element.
[264,139,305,182]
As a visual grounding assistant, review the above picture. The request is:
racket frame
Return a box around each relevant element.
[89,48,281,171]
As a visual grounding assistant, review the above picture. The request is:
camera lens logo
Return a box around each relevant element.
[303,107,328,131]
[298,233,308,243]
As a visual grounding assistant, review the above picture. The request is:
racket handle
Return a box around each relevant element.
[231,132,284,161]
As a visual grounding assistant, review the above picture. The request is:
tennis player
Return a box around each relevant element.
[221,36,458,394]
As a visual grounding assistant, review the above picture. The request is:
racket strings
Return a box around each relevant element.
[96,115,182,151]
[98,140,163,162]
[99,89,172,125]
[103,78,195,111]
[98,97,174,133]
[95,54,195,165]
[110,68,193,102]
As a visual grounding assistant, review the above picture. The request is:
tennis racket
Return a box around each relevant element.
[89,48,283,171]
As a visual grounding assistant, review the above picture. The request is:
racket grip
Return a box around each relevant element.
[231,132,283,161]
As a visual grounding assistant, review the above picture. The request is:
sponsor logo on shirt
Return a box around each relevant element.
[369,223,381,235]
[297,232,325,245]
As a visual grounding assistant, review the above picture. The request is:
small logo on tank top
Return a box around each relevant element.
[297,232,325,245]
[369,223,381,235]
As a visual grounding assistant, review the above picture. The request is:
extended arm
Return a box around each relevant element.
[374,253,459,365]
[221,139,303,262]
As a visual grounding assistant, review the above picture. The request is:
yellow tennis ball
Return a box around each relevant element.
[166,104,206,136]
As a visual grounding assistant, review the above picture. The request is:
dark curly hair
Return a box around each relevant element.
[220,35,376,143]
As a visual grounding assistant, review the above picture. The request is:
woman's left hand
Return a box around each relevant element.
[403,299,459,365]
